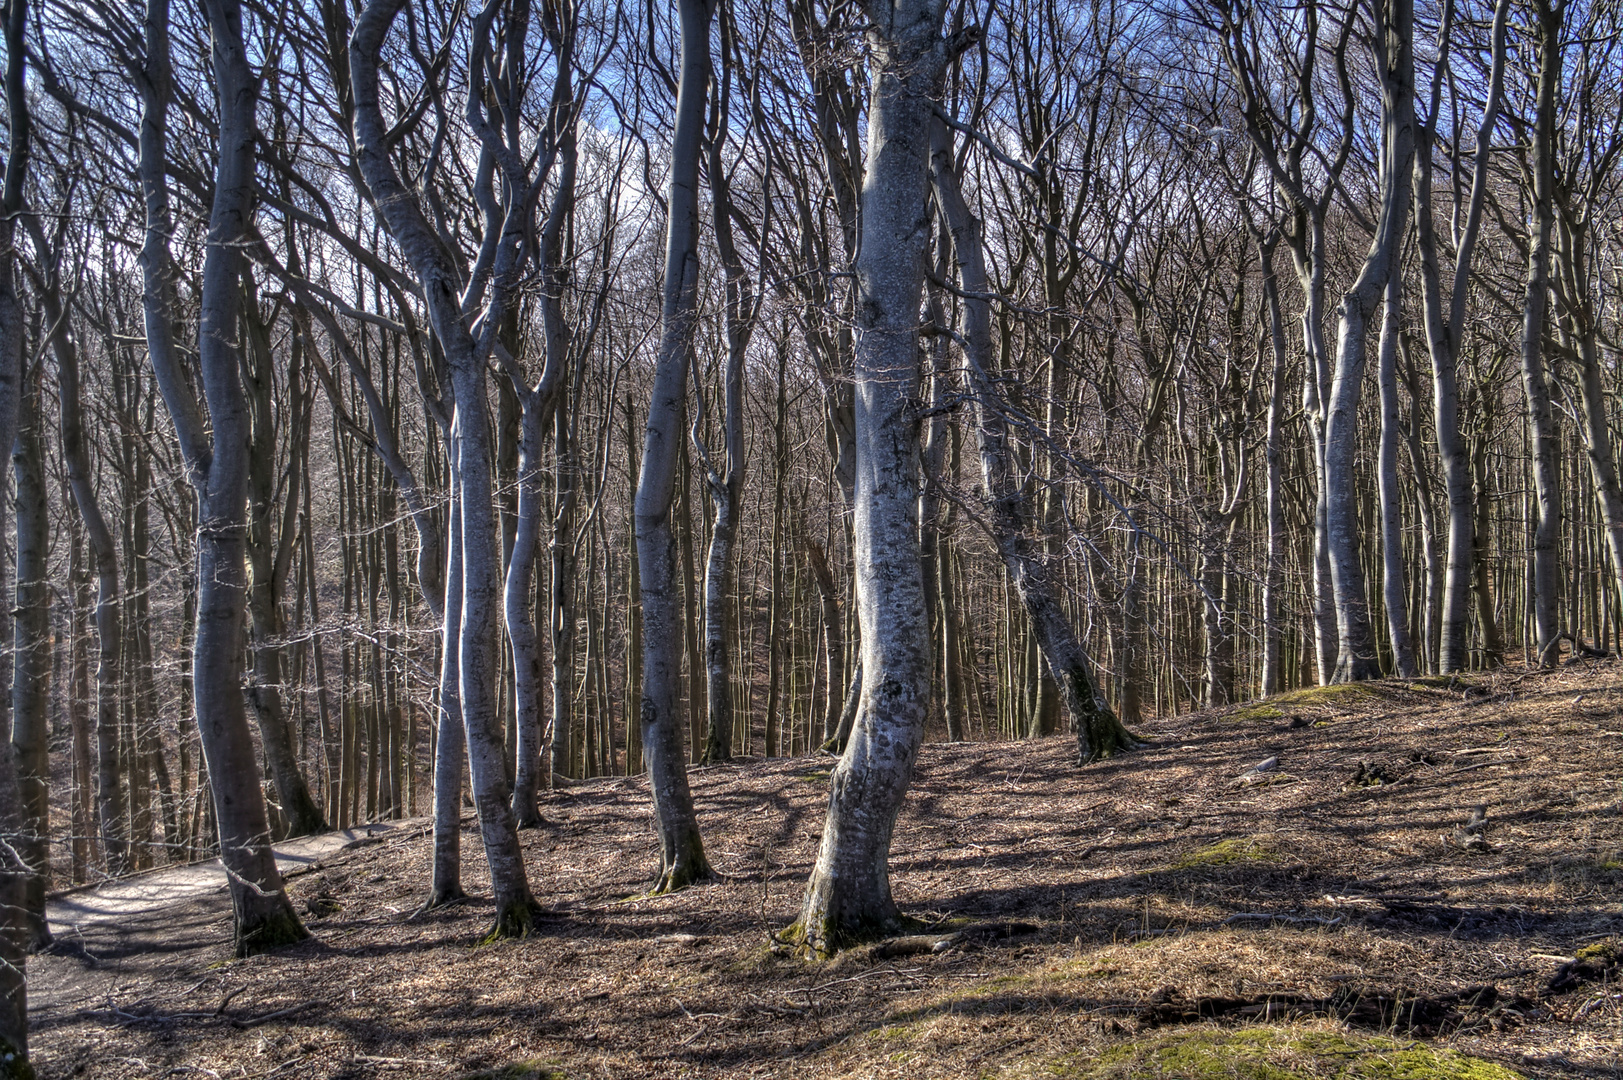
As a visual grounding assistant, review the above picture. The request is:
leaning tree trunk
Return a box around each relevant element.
[143,0,307,956]
[633,0,715,891]
[929,116,1138,764]
[784,0,947,959]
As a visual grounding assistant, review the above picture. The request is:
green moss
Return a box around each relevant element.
[1574,939,1617,964]
[458,1059,566,1080]
[1166,837,1279,871]
[794,770,831,782]
[1043,1030,1521,1080]
[1231,684,1385,722]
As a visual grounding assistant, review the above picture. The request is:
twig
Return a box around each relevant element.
[1223,913,1343,927]
[232,1001,317,1028]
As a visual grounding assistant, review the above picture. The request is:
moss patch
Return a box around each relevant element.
[1043,1029,1521,1080]
[1231,684,1387,723]
[458,1060,566,1080]
[1166,837,1279,871]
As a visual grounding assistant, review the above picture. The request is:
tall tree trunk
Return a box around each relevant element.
[1324,0,1414,682]
[1377,271,1417,675]
[144,0,307,956]
[1522,0,1564,666]
[0,0,28,1058]
[243,282,326,837]
[351,0,539,936]
[786,0,946,958]
[1412,0,1509,673]
[1259,236,1289,694]
[632,0,715,893]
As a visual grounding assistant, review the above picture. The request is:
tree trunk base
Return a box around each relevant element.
[511,801,546,830]
[234,907,310,958]
[479,899,539,943]
[649,835,714,895]
[774,910,925,961]
[1077,707,1145,766]
[416,887,468,915]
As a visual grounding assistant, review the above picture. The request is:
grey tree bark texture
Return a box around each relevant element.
[929,116,1141,765]
[144,0,308,956]
[784,0,947,957]
[698,31,761,765]
[634,0,716,893]
[1376,270,1418,676]
[350,0,539,936]
[1521,0,1564,667]
[1412,0,1509,673]
[1323,0,1413,682]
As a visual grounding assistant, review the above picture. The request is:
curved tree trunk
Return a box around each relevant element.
[141,0,308,956]
[786,0,946,958]
[634,0,716,892]
[351,0,538,937]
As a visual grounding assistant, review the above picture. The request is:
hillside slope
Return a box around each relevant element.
[30,663,1623,1079]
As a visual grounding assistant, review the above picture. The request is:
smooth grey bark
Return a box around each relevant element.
[697,34,761,765]
[929,117,1139,764]
[429,478,467,906]
[634,0,715,892]
[1376,270,1417,676]
[11,359,50,950]
[1258,234,1289,695]
[502,25,576,819]
[351,0,539,935]
[786,0,946,957]
[1413,0,1509,673]
[1521,0,1564,667]
[1323,0,1414,682]
[144,0,307,956]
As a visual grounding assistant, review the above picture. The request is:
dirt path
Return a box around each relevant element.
[34,819,425,1018]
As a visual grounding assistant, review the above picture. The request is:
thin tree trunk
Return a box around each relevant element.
[632,0,715,893]
[1522,0,1564,666]
[11,358,50,948]
[1377,270,1417,675]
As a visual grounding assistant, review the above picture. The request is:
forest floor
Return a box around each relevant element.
[27,662,1623,1080]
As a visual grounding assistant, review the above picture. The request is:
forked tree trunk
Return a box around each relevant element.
[1412,0,1508,673]
[632,0,715,893]
[1324,0,1413,682]
[351,0,538,936]
[785,0,946,958]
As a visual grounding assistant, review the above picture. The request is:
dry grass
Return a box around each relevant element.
[30,662,1623,1079]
